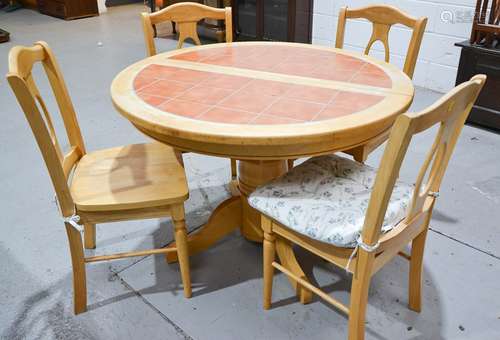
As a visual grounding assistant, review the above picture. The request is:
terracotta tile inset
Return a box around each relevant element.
[219,92,276,113]
[158,99,211,118]
[264,98,324,121]
[244,79,293,97]
[286,85,338,104]
[138,79,193,98]
[332,54,366,71]
[138,64,179,80]
[359,63,387,77]
[169,52,204,62]
[133,76,157,91]
[133,47,397,125]
[272,62,319,77]
[179,86,233,105]
[198,107,258,124]
[333,91,384,111]
[167,69,212,84]
[312,68,354,82]
[202,53,239,66]
[138,93,168,107]
[200,74,251,90]
[350,73,392,88]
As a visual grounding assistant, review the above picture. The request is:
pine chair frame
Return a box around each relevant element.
[261,75,486,340]
[334,5,427,164]
[6,41,192,314]
[141,2,236,180]
[141,2,233,52]
[335,5,427,79]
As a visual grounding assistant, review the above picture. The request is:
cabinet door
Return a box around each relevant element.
[237,0,258,38]
[293,0,312,43]
[263,0,288,41]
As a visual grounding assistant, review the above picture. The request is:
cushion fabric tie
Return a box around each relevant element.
[428,191,439,198]
[346,236,380,273]
[63,214,83,232]
[54,194,83,232]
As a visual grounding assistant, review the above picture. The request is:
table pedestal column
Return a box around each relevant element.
[165,157,312,304]
[238,159,288,242]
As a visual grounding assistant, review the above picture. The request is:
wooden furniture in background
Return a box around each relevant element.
[257,75,485,340]
[470,0,500,47]
[6,41,192,314]
[0,28,10,43]
[455,41,500,131]
[334,4,427,163]
[37,0,98,20]
[17,0,36,10]
[234,0,313,43]
[111,42,414,303]
[157,0,232,42]
[455,0,500,131]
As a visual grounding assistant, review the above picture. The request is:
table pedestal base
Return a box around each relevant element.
[166,159,312,303]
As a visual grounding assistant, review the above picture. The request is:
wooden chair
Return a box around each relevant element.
[336,4,427,79]
[141,2,236,180]
[330,5,428,164]
[141,2,233,51]
[250,75,486,340]
[6,41,192,314]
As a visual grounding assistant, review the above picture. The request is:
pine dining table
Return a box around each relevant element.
[111,41,414,302]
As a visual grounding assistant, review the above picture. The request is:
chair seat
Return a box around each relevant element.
[249,155,414,248]
[71,143,188,212]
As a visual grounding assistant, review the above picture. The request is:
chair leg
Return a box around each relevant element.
[263,231,276,310]
[287,159,295,170]
[409,229,428,312]
[230,159,237,180]
[84,223,96,249]
[171,204,192,298]
[348,253,373,340]
[65,222,87,314]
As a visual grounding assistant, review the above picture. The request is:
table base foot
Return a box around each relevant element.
[166,196,242,263]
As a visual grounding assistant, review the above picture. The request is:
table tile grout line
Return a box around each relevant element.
[429,226,500,260]
[115,275,195,340]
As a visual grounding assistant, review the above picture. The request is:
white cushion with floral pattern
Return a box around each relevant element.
[248,155,414,248]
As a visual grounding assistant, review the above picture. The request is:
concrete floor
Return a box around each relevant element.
[1,4,500,340]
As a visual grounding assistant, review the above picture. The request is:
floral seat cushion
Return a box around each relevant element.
[248,155,414,248]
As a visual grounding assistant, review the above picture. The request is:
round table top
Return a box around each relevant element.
[111,42,414,159]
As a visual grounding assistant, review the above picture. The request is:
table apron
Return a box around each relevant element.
[135,123,392,160]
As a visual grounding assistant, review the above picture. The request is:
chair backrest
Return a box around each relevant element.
[6,41,86,217]
[361,75,486,246]
[335,5,427,79]
[141,2,233,55]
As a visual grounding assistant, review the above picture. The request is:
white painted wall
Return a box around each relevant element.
[312,0,477,93]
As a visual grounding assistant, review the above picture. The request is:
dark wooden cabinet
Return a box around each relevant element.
[234,0,313,43]
[38,0,98,20]
[455,41,500,131]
